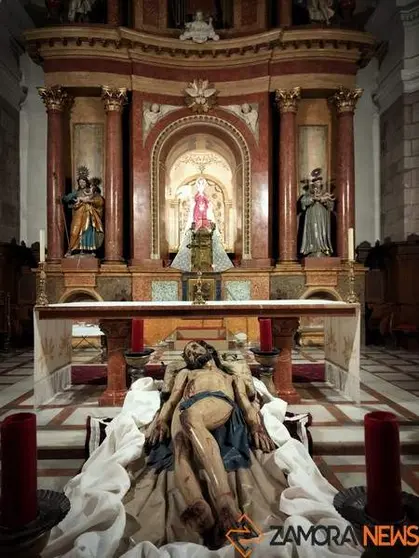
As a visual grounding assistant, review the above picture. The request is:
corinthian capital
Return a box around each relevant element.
[101,86,128,112]
[328,86,363,114]
[38,85,71,112]
[275,87,301,114]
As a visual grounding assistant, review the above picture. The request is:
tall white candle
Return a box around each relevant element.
[348,228,355,261]
[39,229,45,263]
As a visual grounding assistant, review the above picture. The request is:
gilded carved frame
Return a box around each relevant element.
[150,115,252,260]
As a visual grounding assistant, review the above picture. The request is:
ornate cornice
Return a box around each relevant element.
[24,26,376,68]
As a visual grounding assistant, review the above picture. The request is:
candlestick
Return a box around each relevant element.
[259,318,273,352]
[346,259,359,303]
[36,261,49,306]
[131,319,144,352]
[364,411,403,523]
[0,413,38,529]
[192,270,206,305]
[39,229,45,263]
[348,227,355,261]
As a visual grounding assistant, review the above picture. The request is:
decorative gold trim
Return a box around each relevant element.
[275,87,301,114]
[328,86,363,114]
[150,115,251,259]
[101,86,128,112]
[38,85,72,112]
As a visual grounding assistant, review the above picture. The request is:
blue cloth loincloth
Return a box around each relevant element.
[146,390,251,474]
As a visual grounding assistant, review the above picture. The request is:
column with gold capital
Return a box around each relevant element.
[329,86,362,260]
[275,87,301,264]
[101,86,127,263]
[38,86,72,262]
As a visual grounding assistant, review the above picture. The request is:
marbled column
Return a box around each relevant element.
[101,86,127,263]
[38,86,71,262]
[107,0,120,25]
[329,87,362,259]
[273,318,300,403]
[279,0,292,26]
[99,319,131,406]
[275,87,301,263]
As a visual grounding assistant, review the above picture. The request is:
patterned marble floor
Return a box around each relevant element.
[0,345,419,498]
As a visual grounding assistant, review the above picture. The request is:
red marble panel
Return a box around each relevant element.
[132,275,152,300]
[131,92,152,262]
[132,62,269,82]
[143,0,159,26]
[270,60,357,75]
[251,275,270,299]
[241,0,258,26]
[44,58,131,75]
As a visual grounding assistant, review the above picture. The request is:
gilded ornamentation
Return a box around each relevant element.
[275,87,301,114]
[328,86,363,114]
[150,115,251,259]
[101,86,128,112]
[38,85,71,112]
[184,80,218,113]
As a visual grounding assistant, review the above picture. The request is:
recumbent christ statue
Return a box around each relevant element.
[123,340,287,548]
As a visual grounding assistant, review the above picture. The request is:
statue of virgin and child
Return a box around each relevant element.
[62,166,104,257]
[170,177,233,272]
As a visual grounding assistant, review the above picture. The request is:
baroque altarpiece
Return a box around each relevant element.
[25,0,375,345]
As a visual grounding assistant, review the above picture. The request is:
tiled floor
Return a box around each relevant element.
[1,345,419,497]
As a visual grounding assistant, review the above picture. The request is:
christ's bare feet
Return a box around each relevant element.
[181,499,215,534]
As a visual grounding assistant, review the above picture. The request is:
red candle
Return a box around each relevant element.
[1,413,38,528]
[364,411,404,523]
[131,318,144,352]
[259,318,273,352]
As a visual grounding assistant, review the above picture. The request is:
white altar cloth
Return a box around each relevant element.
[43,377,361,558]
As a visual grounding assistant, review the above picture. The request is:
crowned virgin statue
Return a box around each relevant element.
[171,177,233,272]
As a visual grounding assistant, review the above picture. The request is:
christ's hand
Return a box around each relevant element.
[251,423,276,453]
[148,419,170,445]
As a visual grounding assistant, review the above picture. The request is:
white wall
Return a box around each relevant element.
[355,58,380,245]
[19,53,46,245]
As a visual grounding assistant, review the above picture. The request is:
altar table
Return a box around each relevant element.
[33,300,360,407]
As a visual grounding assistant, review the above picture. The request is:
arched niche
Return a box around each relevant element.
[150,115,251,262]
[299,287,342,346]
[58,288,103,303]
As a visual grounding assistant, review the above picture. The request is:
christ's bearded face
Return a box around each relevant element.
[183,341,213,369]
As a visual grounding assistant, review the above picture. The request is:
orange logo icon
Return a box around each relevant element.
[226,514,262,557]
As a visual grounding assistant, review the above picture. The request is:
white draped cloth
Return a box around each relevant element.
[43,378,362,558]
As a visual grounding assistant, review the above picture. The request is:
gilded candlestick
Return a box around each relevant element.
[36,262,49,306]
[346,259,358,303]
[192,270,206,305]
